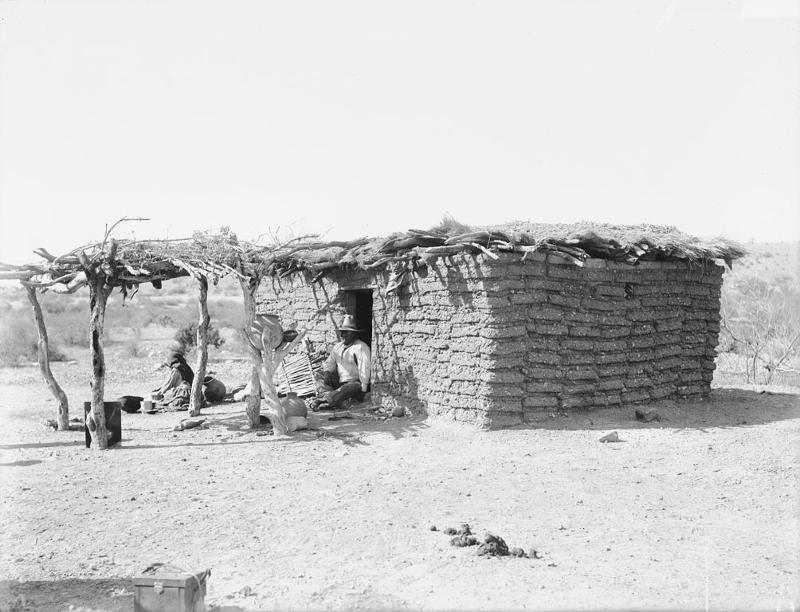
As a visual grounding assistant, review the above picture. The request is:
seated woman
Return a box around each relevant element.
[154,351,194,408]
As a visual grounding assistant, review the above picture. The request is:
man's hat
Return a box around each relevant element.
[338,315,362,332]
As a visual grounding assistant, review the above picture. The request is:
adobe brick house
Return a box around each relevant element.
[256,223,737,429]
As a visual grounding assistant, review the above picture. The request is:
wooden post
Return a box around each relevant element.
[239,277,263,428]
[87,273,112,449]
[24,285,69,430]
[188,276,209,417]
[252,317,305,435]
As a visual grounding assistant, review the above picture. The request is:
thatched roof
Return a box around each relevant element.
[0,221,746,295]
[269,221,746,276]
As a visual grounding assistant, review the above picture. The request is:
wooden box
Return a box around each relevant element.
[133,568,209,612]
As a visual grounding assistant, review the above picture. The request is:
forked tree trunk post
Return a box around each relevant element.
[252,317,305,435]
[189,276,209,417]
[239,277,263,428]
[86,273,112,449]
[24,285,70,430]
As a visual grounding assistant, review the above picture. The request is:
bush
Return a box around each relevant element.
[721,274,800,384]
[174,321,225,354]
[0,309,66,366]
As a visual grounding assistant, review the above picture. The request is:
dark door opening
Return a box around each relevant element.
[341,289,373,347]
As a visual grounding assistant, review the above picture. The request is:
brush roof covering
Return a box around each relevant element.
[270,220,747,276]
[1,221,746,294]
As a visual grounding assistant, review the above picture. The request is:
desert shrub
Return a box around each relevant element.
[155,313,176,327]
[0,309,66,365]
[721,274,800,385]
[174,321,225,354]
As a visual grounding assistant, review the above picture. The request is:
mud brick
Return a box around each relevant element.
[564,367,599,381]
[593,392,622,406]
[487,412,524,429]
[600,327,631,339]
[561,353,597,365]
[597,364,628,377]
[656,319,683,333]
[569,325,600,337]
[534,323,569,336]
[564,311,599,324]
[526,351,562,365]
[560,394,595,409]
[630,323,656,336]
[597,314,628,326]
[593,285,627,298]
[529,380,564,393]
[488,384,526,398]
[585,270,615,282]
[479,325,527,339]
[479,370,525,384]
[656,357,683,371]
[598,378,625,391]
[596,352,627,364]
[548,294,583,309]
[562,339,595,351]
[582,298,618,311]
[526,366,563,379]
[666,296,693,307]
[621,390,651,403]
[488,355,525,369]
[650,384,677,399]
[594,340,627,352]
[528,308,565,322]
[483,279,526,291]
[630,336,656,349]
[509,292,546,305]
[523,394,559,408]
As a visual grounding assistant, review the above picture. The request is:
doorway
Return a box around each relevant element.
[341,289,373,347]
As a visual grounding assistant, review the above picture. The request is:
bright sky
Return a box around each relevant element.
[1,0,798,264]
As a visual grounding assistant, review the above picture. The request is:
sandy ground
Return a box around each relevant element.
[0,355,799,611]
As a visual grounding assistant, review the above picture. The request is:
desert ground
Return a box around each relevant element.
[0,346,798,611]
[1,243,798,611]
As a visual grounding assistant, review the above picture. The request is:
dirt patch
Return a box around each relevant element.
[1,354,799,610]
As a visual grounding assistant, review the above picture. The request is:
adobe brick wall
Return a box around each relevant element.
[255,252,724,429]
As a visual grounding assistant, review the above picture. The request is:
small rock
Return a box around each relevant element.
[391,406,405,417]
[443,527,457,536]
[429,525,437,531]
[457,523,472,536]
[599,431,620,443]
[509,547,527,558]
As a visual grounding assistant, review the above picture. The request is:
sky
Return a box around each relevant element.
[0,0,798,264]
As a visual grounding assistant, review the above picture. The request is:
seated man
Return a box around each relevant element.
[317,315,371,409]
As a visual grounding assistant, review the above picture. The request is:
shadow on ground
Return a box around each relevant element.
[97,400,430,450]
[0,578,132,612]
[513,388,800,432]
[0,578,249,612]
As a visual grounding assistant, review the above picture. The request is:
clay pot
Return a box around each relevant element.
[118,395,143,414]
[281,392,308,418]
[202,377,227,403]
